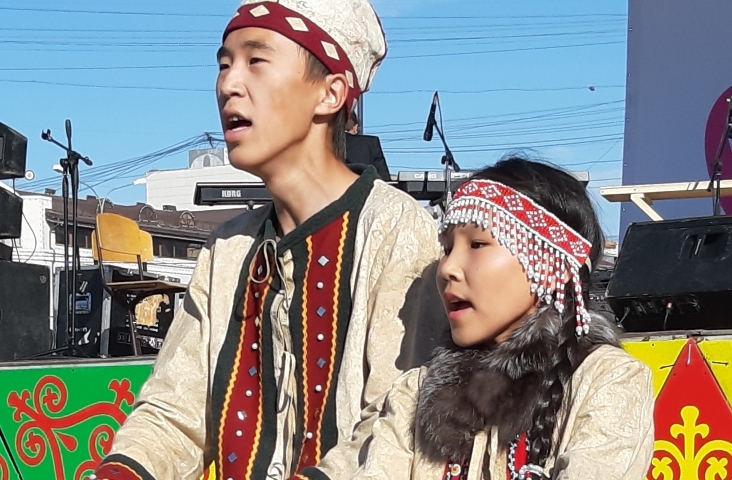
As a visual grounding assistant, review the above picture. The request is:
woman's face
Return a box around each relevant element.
[436,223,538,347]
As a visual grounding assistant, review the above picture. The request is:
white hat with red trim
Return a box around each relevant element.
[223,0,387,113]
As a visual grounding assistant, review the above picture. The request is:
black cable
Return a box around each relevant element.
[0,424,24,480]
[21,211,38,263]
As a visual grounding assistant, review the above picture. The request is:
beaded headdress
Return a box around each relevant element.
[442,179,593,336]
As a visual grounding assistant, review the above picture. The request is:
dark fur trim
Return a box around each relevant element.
[415,307,619,464]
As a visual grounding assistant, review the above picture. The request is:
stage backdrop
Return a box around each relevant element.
[620,0,732,240]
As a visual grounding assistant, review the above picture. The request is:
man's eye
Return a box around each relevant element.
[470,241,487,249]
[218,63,230,72]
[250,57,264,65]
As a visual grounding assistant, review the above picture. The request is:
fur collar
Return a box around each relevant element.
[415,307,619,464]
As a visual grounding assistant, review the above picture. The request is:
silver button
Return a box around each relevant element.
[316,282,324,290]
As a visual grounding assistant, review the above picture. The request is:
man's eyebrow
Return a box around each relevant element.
[241,39,275,53]
[216,46,231,62]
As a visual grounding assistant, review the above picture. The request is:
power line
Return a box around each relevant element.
[0,7,625,19]
[0,64,212,72]
[0,78,210,92]
[392,40,624,59]
[371,85,624,95]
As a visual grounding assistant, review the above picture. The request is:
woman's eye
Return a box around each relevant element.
[250,57,264,65]
[470,241,487,249]
[218,63,230,72]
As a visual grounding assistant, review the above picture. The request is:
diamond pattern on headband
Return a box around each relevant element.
[547,225,568,244]
[570,240,590,258]
[249,5,270,17]
[526,210,548,229]
[322,41,340,60]
[286,17,309,32]
[345,70,355,88]
[504,194,524,212]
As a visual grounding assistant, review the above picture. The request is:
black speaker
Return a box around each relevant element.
[0,122,28,180]
[607,216,732,332]
[0,261,53,360]
[106,267,181,357]
[55,265,180,357]
[55,266,128,357]
[0,187,22,239]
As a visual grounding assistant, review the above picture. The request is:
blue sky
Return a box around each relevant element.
[1,0,627,238]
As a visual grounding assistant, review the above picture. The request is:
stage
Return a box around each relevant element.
[2,331,732,479]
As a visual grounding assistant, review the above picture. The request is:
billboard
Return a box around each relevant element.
[620,0,732,240]
[188,148,229,169]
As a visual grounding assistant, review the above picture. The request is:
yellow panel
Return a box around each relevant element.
[622,338,687,398]
[698,338,732,404]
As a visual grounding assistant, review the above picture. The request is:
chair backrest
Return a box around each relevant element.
[93,213,154,263]
[138,230,154,261]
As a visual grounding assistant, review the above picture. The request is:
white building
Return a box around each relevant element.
[144,147,262,211]
[1,181,245,333]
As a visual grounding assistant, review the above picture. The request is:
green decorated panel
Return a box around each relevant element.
[0,359,153,480]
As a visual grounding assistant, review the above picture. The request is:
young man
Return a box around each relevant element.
[93,1,444,479]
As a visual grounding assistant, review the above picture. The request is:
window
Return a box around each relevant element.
[54,225,93,249]
[153,238,203,259]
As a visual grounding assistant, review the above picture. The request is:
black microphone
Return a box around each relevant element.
[65,119,72,142]
[423,92,438,142]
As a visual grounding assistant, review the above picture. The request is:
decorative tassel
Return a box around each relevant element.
[442,179,593,337]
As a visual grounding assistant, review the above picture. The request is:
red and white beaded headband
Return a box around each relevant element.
[442,179,593,336]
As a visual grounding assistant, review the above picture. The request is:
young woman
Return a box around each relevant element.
[349,157,654,480]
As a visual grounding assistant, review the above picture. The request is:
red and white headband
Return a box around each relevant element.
[223,0,387,114]
[442,179,593,336]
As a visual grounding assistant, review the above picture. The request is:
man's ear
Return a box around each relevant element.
[314,73,348,116]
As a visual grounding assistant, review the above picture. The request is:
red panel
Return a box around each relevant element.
[648,338,732,480]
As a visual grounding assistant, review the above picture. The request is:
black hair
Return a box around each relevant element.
[300,48,347,159]
[471,155,607,467]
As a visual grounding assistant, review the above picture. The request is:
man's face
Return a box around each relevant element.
[216,27,323,174]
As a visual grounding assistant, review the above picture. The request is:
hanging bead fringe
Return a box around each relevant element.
[442,197,591,337]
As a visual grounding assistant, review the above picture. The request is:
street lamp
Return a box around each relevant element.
[51,167,147,213]
[52,164,104,212]
[105,177,147,197]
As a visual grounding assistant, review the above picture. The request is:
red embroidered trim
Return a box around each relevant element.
[448,180,591,267]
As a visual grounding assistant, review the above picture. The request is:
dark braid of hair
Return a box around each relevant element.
[472,154,607,469]
[526,296,579,466]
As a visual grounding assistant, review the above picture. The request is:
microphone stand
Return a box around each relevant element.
[28,120,92,359]
[434,120,460,208]
[424,92,460,212]
[707,97,732,216]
